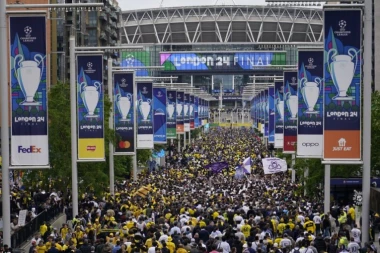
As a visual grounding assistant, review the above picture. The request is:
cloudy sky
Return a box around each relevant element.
[118,0,267,11]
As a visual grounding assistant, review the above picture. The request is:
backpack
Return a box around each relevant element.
[293,248,300,253]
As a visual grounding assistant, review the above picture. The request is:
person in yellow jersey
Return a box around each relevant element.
[60,224,68,242]
[166,237,176,253]
[40,222,48,237]
[241,221,251,238]
[338,210,347,228]
[303,217,316,234]
[287,219,295,230]
[347,204,356,227]
[36,241,47,253]
[277,218,286,235]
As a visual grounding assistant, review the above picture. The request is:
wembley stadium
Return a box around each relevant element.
[120,5,323,109]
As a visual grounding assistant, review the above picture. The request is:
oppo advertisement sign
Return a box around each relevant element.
[160,52,286,71]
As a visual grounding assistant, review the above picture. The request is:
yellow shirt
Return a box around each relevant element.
[277,223,286,234]
[61,227,68,240]
[167,241,176,253]
[55,243,63,251]
[304,221,315,233]
[241,224,251,238]
[40,225,47,236]
[37,245,47,253]
[348,207,355,220]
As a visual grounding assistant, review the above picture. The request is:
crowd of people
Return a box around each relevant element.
[5,127,380,253]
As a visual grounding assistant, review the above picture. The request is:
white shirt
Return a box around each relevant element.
[297,215,305,225]
[313,216,321,224]
[219,241,231,253]
[351,228,361,243]
[158,234,168,243]
[211,230,223,238]
[280,238,292,249]
[148,246,156,253]
[348,242,360,253]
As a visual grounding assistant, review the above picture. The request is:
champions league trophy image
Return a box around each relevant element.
[184,103,189,117]
[190,103,194,117]
[275,98,284,121]
[285,91,298,120]
[80,82,101,118]
[176,101,183,117]
[327,48,358,100]
[14,54,44,105]
[116,93,132,122]
[138,99,152,122]
[300,77,322,114]
[167,102,175,119]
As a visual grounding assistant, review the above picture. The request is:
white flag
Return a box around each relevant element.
[262,158,288,174]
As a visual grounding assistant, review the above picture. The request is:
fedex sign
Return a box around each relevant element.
[18,146,42,153]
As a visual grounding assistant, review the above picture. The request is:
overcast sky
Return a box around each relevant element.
[118,0,267,11]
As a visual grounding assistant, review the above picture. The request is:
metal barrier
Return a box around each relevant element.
[10,206,61,248]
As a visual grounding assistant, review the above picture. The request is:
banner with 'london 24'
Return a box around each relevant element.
[274,81,284,148]
[283,71,298,153]
[114,72,135,154]
[137,82,154,149]
[153,87,167,144]
[297,50,323,158]
[10,15,49,166]
[77,55,105,161]
[323,9,362,161]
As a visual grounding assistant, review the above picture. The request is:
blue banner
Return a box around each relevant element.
[176,91,184,133]
[10,15,49,166]
[199,98,203,123]
[166,90,177,139]
[274,81,284,148]
[194,96,199,128]
[297,50,324,157]
[153,87,167,143]
[137,82,153,149]
[77,55,104,160]
[283,71,298,153]
[264,89,269,137]
[190,95,195,129]
[184,93,190,132]
[323,9,362,161]
[114,72,135,154]
[269,87,275,143]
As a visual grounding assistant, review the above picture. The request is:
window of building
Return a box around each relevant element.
[88,29,98,46]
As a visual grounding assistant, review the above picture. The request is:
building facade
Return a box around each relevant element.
[120,5,323,108]
[53,0,122,84]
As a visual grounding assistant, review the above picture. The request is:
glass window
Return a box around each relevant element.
[88,12,97,27]
[88,29,97,46]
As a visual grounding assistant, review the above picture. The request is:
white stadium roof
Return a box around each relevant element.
[121,5,323,44]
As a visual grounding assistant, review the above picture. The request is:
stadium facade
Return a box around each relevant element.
[120,5,323,108]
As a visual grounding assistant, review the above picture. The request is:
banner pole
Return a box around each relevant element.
[108,58,115,196]
[324,164,331,214]
[133,70,137,181]
[362,0,372,243]
[69,36,79,217]
[0,0,11,245]
[291,154,296,183]
[304,167,309,196]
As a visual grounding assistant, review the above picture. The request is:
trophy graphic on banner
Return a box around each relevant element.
[116,93,132,122]
[300,77,322,114]
[327,47,358,100]
[276,98,284,121]
[167,102,175,119]
[176,102,183,117]
[80,82,101,118]
[184,103,189,117]
[285,92,298,120]
[14,54,45,105]
[138,99,151,122]
[190,103,194,116]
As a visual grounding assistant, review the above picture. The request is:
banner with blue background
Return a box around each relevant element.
[283,71,298,153]
[137,82,153,149]
[269,87,275,143]
[264,89,269,138]
[274,81,284,148]
[194,96,199,128]
[77,55,104,161]
[297,50,324,158]
[166,90,177,139]
[184,93,190,132]
[176,91,185,133]
[153,87,167,143]
[10,15,49,166]
[323,9,362,161]
[190,95,195,129]
[114,72,135,154]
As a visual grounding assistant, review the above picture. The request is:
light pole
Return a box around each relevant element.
[0,2,103,246]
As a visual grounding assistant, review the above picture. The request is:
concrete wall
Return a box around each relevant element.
[20,214,67,252]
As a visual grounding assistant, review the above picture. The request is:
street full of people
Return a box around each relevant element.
[17,128,380,253]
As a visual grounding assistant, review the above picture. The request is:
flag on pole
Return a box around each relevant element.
[242,157,252,174]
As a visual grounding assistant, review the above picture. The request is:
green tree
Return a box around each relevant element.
[22,83,132,197]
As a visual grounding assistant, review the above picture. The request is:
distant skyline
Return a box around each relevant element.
[118,0,267,11]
